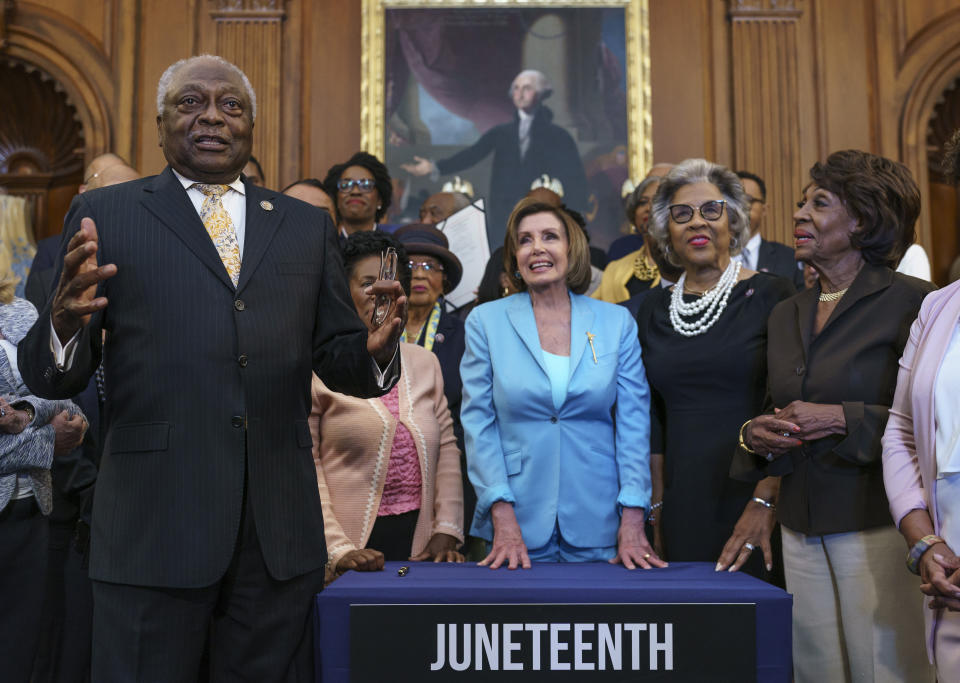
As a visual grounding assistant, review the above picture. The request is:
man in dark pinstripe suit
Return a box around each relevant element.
[20,55,406,682]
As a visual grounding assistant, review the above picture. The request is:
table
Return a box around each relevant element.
[315,561,791,682]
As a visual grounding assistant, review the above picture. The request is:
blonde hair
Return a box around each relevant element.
[0,195,31,304]
[503,198,592,295]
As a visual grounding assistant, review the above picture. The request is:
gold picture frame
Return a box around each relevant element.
[361,0,651,245]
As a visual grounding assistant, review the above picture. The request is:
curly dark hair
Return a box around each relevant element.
[943,128,960,184]
[322,152,393,222]
[808,150,919,267]
[341,230,411,295]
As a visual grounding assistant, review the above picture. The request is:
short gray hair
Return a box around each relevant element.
[510,69,553,100]
[648,158,751,266]
[156,55,257,123]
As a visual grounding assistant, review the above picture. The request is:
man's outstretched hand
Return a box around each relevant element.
[51,217,117,344]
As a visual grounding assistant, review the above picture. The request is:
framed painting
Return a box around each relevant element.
[361,0,651,251]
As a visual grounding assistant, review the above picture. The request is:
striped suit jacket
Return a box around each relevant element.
[20,167,388,588]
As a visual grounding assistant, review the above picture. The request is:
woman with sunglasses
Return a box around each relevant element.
[635,159,794,578]
[322,152,393,242]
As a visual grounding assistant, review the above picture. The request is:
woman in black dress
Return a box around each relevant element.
[636,158,793,577]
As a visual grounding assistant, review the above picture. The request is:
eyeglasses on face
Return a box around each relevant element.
[409,260,444,273]
[337,178,376,193]
[668,199,726,224]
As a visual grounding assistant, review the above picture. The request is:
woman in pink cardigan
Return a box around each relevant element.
[311,232,464,581]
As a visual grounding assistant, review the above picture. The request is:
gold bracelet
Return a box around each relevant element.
[739,419,756,454]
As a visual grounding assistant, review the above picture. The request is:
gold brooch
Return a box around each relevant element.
[260,200,274,211]
[586,332,598,364]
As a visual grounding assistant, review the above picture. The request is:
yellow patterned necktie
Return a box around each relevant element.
[193,183,242,286]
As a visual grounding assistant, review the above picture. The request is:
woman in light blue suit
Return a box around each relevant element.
[461,198,665,569]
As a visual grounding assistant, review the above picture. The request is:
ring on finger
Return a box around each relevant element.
[743,542,755,552]
[643,553,651,559]
[765,452,774,462]
[781,431,790,437]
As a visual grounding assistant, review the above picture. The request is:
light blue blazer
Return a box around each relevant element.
[461,291,651,549]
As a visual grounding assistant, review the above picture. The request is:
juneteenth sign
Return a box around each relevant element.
[349,603,756,681]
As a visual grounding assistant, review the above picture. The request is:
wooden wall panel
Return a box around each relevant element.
[729,1,804,245]
[211,2,285,189]
[813,0,875,155]
[7,0,960,275]
[136,0,196,176]
[28,0,108,52]
[903,0,960,43]
[648,0,711,167]
[305,0,362,181]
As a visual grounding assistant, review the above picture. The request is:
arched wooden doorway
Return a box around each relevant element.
[0,58,85,241]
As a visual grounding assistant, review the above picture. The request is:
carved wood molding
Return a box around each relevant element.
[0,0,13,51]
[212,4,285,188]
[0,59,84,176]
[209,0,285,22]
[728,0,800,21]
[730,12,803,245]
[926,77,960,183]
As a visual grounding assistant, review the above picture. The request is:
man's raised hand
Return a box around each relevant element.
[51,217,117,344]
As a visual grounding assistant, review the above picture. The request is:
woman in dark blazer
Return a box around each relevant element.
[738,150,934,682]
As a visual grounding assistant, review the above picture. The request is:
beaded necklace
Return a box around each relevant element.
[401,300,442,351]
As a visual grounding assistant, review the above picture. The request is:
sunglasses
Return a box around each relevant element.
[668,200,726,224]
[337,178,376,193]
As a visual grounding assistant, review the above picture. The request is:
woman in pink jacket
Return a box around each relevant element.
[882,276,960,677]
[882,127,960,681]
[311,232,464,582]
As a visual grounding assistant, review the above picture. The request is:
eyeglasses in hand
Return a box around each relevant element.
[668,200,726,224]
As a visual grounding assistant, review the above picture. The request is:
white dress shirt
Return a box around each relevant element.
[735,232,762,271]
[935,320,960,554]
[896,243,932,281]
[518,109,533,158]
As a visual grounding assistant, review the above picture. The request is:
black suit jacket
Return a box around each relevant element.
[437,106,588,248]
[756,238,803,291]
[20,167,387,587]
[737,264,933,535]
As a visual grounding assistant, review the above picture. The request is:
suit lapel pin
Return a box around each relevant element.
[435,332,445,344]
[260,200,274,211]
[586,331,598,364]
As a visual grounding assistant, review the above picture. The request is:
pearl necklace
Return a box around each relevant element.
[668,260,742,337]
